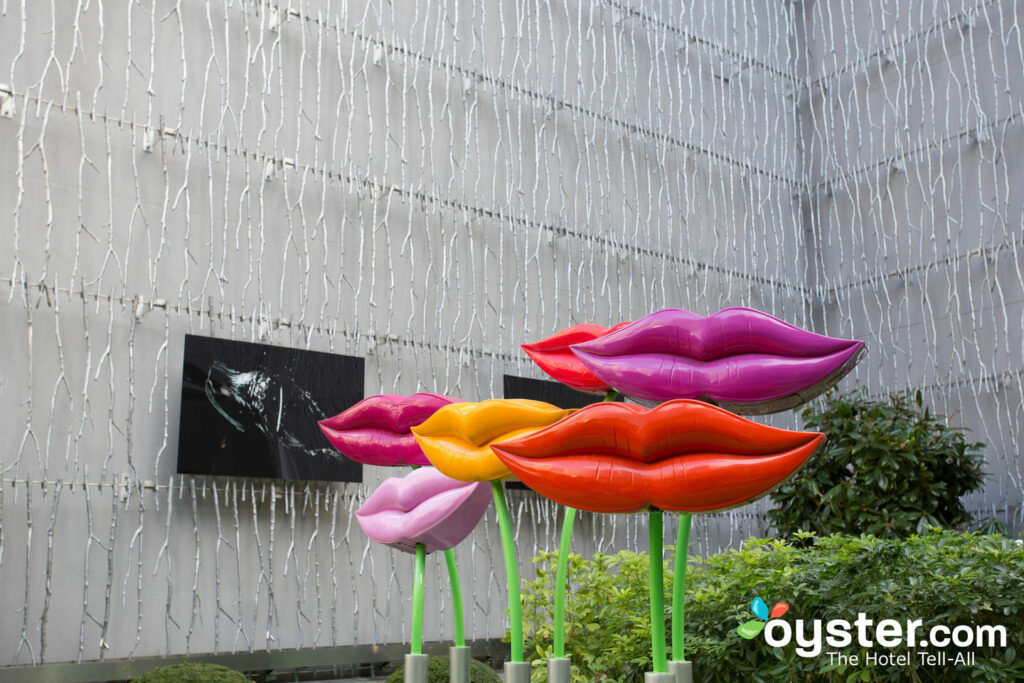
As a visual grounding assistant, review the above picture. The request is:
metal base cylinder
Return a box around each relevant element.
[548,657,571,683]
[504,660,531,683]
[404,653,429,683]
[668,660,693,683]
[644,673,676,683]
[449,645,471,683]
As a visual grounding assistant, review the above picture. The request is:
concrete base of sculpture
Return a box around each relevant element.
[644,673,675,683]
[504,660,531,683]
[669,660,693,683]
[404,653,428,683]
[548,657,571,683]
[449,645,471,683]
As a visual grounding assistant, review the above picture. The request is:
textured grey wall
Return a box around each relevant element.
[0,0,1020,669]
[796,0,1024,522]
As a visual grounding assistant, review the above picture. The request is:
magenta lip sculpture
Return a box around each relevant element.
[318,392,457,467]
[571,307,865,414]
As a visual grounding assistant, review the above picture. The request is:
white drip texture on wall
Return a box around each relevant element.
[0,0,1020,667]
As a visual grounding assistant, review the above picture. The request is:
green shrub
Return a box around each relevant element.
[132,662,253,683]
[521,549,657,682]
[768,390,985,538]
[384,654,501,683]
[521,530,1024,682]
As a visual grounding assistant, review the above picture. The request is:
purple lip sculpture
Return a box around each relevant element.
[571,307,866,414]
[318,393,457,467]
[356,466,491,554]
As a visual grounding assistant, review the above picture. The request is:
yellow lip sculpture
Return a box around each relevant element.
[412,399,574,481]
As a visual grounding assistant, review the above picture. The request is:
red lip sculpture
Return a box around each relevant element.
[491,400,825,514]
[521,322,631,394]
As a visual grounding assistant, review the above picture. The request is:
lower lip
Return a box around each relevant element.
[572,345,862,409]
[493,437,823,513]
[319,426,431,467]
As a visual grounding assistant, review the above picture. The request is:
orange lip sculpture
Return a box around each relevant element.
[491,400,825,513]
[411,399,575,482]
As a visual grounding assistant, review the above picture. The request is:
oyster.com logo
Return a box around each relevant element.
[737,597,789,639]
[733,596,1006,667]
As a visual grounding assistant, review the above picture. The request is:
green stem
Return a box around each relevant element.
[491,481,524,662]
[410,465,468,650]
[648,510,667,673]
[554,390,618,656]
[411,543,426,655]
[672,514,692,661]
[552,391,617,659]
[553,506,576,658]
[443,548,466,647]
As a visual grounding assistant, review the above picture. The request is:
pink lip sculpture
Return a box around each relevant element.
[319,393,457,467]
[355,466,491,554]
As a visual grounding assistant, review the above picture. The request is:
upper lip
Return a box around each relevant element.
[319,393,457,467]
[411,399,574,481]
[356,466,491,553]
[521,322,631,393]
[491,399,825,513]
[570,307,865,413]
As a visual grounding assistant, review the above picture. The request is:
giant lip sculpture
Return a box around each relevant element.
[356,466,491,553]
[571,307,865,413]
[411,398,574,681]
[318,392,457,467]
[491,399,825,514]
[320,308,864,683]
[412,398,574,481]
[319,392,486,683]
[520,322,631,394]
[513,307,865,683]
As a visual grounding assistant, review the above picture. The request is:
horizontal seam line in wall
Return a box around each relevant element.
[4,477,1021,516]
[255,1,805,187]
[965,504,1024,514]
[872,365,1024,403]
[0,473,364,499]
[801,0,1003,91]
[600,0,802,84]
[819,236,1024,295]
[0,471,777,520]
[0,275,535,364]
[0,275,817,362]
[6,89,813,296]
[807,107,1024,195]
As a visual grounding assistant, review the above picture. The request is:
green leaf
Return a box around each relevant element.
[736,619,766,639]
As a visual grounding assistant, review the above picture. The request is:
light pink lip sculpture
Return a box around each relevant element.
[319,393,457,467]
[355,466,491,554]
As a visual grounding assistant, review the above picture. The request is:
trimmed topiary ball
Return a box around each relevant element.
[384,655,500,683]
[132,662,254,683]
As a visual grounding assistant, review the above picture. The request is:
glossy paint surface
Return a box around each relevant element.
[356,466,491,553]
[571,307,865,414]
[412,399,574,481]
[521,322,631,393]
[491,400,825,513]
[318,393,456,466]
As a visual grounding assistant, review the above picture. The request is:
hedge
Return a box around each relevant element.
[520,529,1024,682]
